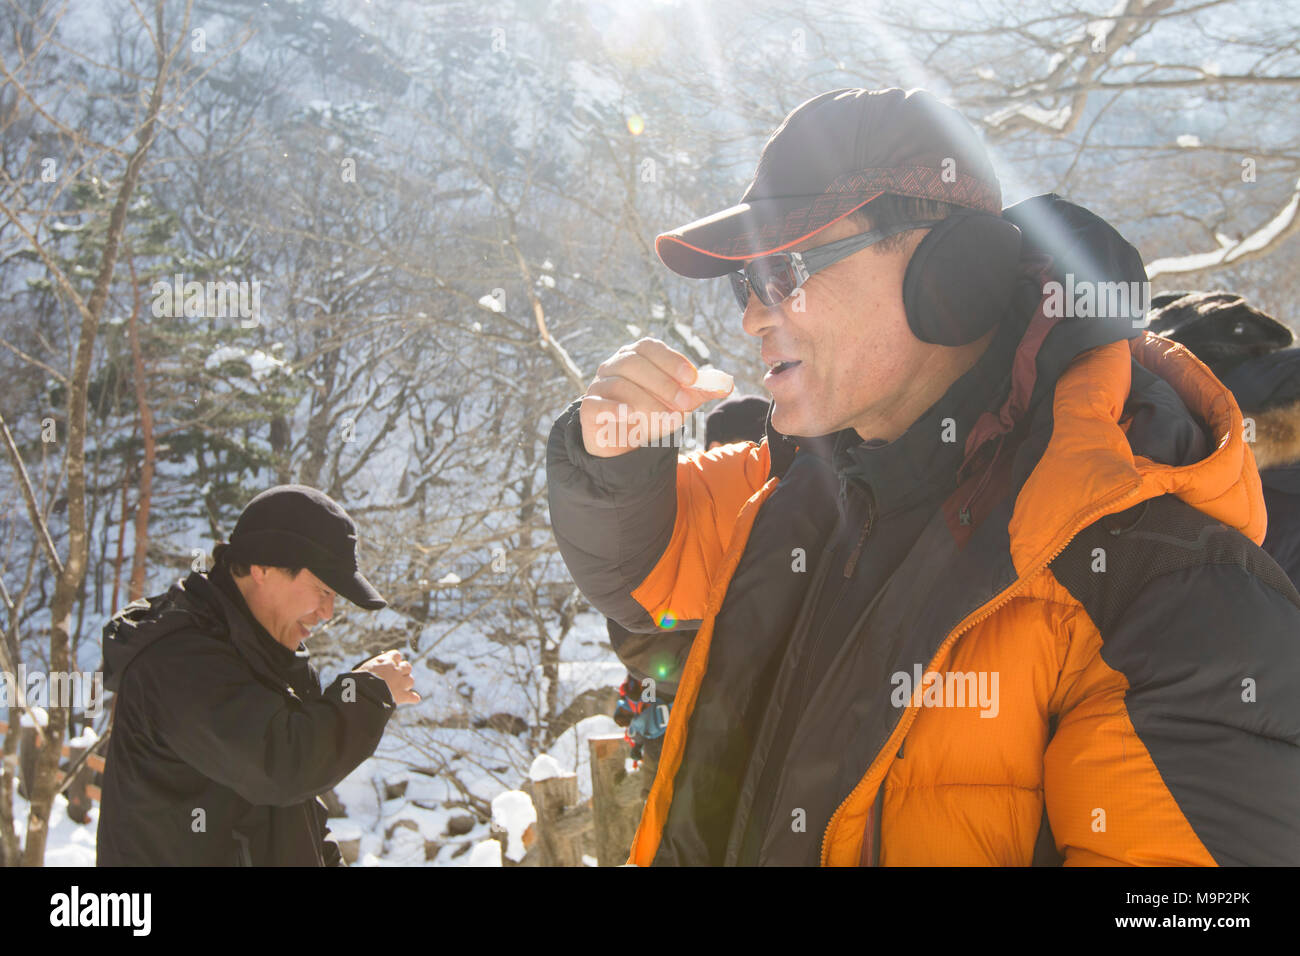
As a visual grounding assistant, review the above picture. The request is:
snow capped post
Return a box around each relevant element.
[490,789,537,866]
[525,756,586,867]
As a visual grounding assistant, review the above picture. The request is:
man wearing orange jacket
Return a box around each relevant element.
[546,88,1300,865]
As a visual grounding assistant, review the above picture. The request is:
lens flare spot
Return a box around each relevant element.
[627,114,645,136]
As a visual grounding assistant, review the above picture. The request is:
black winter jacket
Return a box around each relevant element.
[96,565,393,866]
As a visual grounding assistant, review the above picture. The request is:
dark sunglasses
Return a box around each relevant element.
[727,220,940,313]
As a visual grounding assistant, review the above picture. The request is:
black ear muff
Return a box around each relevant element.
[902,212,1023,346]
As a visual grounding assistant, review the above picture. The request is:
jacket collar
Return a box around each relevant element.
[192,564,315,696]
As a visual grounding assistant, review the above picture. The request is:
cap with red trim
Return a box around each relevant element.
[656,88,1002,279]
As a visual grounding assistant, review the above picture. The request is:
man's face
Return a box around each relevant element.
[741,217,939,442]
[241,566,337,650]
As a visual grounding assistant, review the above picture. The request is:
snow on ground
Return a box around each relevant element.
[537,660,627,701]
[323,608,623,865]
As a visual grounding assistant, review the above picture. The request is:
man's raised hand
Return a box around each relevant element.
[354,650,420,705]
[579,338,733,458]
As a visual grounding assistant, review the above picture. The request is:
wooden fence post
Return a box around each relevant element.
[529,773,586,866]
[589,734,655,866]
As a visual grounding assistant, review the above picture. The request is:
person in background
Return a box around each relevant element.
[98,484,419,866]
[1149,290,1300,585]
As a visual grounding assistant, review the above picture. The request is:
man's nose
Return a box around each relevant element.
[741,295,781,338]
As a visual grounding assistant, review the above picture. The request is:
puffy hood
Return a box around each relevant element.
[913,193,1263,565]
[1010,333,1266,572]
[977,193,1146,427]
[1005,194,1146,385]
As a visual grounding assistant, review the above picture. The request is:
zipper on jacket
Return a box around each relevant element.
[788,486,877,727]
[722,543,840,866]
[785,486,878,733]
[841,486,877,578]
[818,484,1148,866]
[857,783,886,866]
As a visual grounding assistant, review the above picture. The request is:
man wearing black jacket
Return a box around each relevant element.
[97,485,417,867]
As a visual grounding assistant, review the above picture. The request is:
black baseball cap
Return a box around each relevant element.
[225,485,386,610]
[656,87,1002,279]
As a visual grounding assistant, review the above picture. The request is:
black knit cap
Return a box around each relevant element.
[225,484,386,610]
